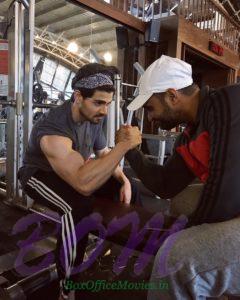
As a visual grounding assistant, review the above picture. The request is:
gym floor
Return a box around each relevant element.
[0,184,166,300]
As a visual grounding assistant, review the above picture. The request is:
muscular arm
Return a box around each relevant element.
[40,135,131,196]
[96,147,129,184]
[126,149,195,199]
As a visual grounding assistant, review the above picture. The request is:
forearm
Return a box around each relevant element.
[126,149,166,196]
[77,143,129,194]
[126,149,195,198]
[112,165,128,184]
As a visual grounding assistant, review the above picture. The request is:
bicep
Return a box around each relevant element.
[40,135,84,186]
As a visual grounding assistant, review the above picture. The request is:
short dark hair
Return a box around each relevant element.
[178,83,199,96]
[154,83,198,101]
[71,63,120,101]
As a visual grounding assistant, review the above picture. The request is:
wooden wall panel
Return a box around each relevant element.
[177,17,239,70]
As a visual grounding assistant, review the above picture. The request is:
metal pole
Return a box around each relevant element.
[21,0,34,207]
[107,104,115,148]
[159,0,163,17]
[121,83,138,88]
[158,140,166,165]
[6,2,21,201]
[24,0,34,144]
[114,74,121,132]
[142,0,146,20]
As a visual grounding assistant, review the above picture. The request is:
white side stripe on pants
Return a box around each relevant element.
[27,179,72,277]
[29,176,77,263]
[27,177,77,278]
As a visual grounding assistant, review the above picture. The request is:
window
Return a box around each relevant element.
[52,65,70,92]
[65,72,75,97]
[41,58,57,85]
[33,53,41,67]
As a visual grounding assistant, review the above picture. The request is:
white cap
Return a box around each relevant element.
[127,55,193,111]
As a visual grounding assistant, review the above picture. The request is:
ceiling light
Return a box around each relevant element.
[67,42,78,53]
[103,52,113,63]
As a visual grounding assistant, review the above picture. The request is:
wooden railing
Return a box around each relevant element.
[178,0,240,53]
[103,0,240,54]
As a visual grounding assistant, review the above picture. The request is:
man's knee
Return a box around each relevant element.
[152,226,204,279]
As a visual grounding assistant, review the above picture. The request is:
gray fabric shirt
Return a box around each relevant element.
[18,100,107,188]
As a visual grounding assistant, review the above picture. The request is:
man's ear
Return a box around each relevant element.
[165,88,179,107]
[73,90,83,104]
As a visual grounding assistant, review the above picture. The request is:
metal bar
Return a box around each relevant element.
[126,111,134,125]
[6,2,20,201]
[0,101,59,109]
[200,0,204,29]
[225,20,228,47]
[226,20,230,48]
[107,103,116,148]
[32,103,58,109]
[223,16,226,45]
[130,0,134,15]
[217,9,221,39]
[196,0,200,26]
[213,4,216,38]
[209,1,213,37]
[158,140,166,165]
[142,0,145,20]
[160,0,163,18]
[167,0,170,16]
[178,0,182,16]
[206,0,210,32]
[191,0,194,23]
[0,100,16,106]
[0,188,6,197]
[229,26,233,50]
[203,0,207,30]
[220,15,224,45]
[137,0,140,18]
[121,83,138,88]
[140,108,144,133]
[187,0,190,19]
[29,208,61,224]
[123,0,128,12]
[142,132,179,140]
[6,265,58,298]
[133,62,145,75]
[151,0,154,19]
[234,29,237,51]
[114,74,121,132]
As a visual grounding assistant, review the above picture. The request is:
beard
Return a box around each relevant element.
[80,110,105,124]
[156,116,183,130]
[154,104,184,130]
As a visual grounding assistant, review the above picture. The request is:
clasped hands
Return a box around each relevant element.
[115,125,142,150]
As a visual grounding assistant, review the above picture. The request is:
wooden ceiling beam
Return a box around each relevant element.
[71,0,146,33]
